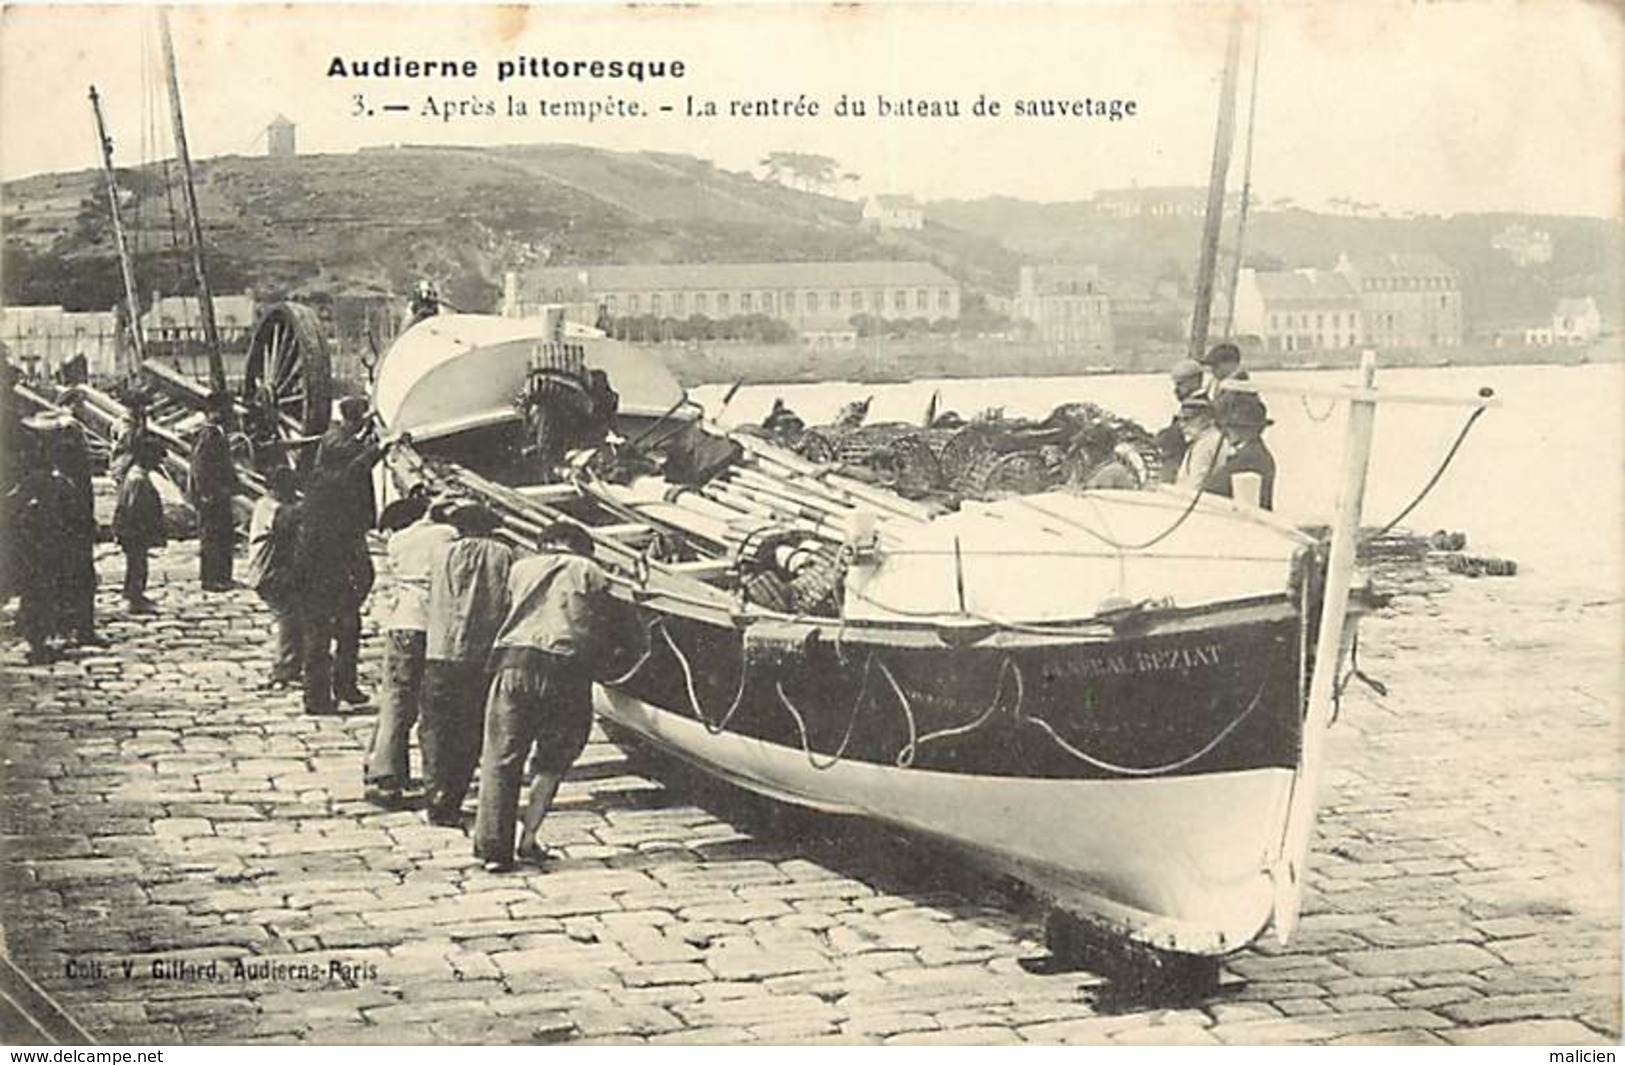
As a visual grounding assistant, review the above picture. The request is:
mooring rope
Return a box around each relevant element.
[1365,406,1487,540]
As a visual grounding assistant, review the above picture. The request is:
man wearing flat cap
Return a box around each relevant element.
[1155,359,1208,480]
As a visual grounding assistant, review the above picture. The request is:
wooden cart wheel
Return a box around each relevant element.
[243,302,333,442]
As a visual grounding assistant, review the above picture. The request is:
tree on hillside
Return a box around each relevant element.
[759,152,844,195]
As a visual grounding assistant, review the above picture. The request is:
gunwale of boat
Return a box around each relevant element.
[391,424,1321,645]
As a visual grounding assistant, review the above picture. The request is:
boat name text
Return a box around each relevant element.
[1063,642,1223,679]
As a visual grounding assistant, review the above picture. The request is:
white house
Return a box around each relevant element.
[1552,296,1602,345]
[860,195,925,231]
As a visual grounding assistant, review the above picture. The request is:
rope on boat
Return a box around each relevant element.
[657,620,749,736]
[895,656,1021,766]
[1019,671,1271,778]
[774,655,888,771]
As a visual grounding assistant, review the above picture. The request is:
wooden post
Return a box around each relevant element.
[159,9,226,397]
[88,86,146,371]
[1273,349,1379,941]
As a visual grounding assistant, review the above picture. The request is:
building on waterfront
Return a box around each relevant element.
[1552,296,1602,345]
[140,293,257,346]
[1231,268,1363,353]
[860,195,924,231]
[1012,264,1114,357]
[1333,251,1463,349]
[267,114,297,158]
[515,261,962,334]
[1490,224,1553,267]
[0,304,121,378]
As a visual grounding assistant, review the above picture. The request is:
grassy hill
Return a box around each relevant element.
[1,143,1019,314]
[4,142,1617,337]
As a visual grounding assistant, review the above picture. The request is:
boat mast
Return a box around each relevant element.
[158,8,226,396]
[88,85,146,371]
[1188,12,1244,361]
[1221,25,1262,338]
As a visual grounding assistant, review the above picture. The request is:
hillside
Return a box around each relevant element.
[4,143,1618,337]
[930,198,1624,329]
[1,144,1020,314]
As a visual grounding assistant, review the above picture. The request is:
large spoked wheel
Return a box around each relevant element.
[243,303,333,443]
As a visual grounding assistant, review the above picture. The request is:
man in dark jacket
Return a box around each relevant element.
[55,420,103,647]
[13,419,64,662]
[421,501,514,826]
[189,392,236,591]
[1211,391,1278,510]
[300,398,389,715]
[113,437,167,616]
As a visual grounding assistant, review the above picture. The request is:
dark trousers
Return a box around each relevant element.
[121,546,149,604]
[198,505,234,587]
[302,597,361,712]
[366,629,426,785]
[420,659,490,817]
[61,540,96,638]
[259,589,304,684]
[301,538,371,712]
[473,652,593,863]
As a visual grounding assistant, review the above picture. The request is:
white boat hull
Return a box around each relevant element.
[595,683,1292,955]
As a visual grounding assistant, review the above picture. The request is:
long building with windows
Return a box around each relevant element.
[516,261,961,333]
[1232,268,1364,353]
[1334,251,1462,349]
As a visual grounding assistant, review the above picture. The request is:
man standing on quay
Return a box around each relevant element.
[189,392,236,592]
[365,491,456,809]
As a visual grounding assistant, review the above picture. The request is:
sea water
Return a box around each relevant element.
[696,362,1624,599]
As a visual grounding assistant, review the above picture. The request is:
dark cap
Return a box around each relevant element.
[538,521,595,558]
[338,396,369,420]
[1216,390,1272,430]
[446,501,502,535]
[377,494,431,531]
[1199,342,1242,367]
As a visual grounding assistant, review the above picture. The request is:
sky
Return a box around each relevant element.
[1,1,1621,219]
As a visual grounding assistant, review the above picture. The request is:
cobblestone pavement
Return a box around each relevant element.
[1,542,1619,1045]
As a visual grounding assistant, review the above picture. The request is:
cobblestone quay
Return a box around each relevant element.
[2,542,1618,1044]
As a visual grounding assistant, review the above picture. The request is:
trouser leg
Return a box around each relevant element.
[367,629,426,784]
[473,667,539,863]
[199,510,234,586]
[439,662,489,814]
[261,592,303,683]
[302,604,336,713]
[420,660,456,810]
[122,547,147,603]
[333,603,362,697]
[64,546,95,637]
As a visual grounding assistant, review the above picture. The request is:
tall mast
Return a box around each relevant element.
[88,85,146,371]
[1222,24,1262,338]
[1187,11,1244,362]
[159,8,225,395]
